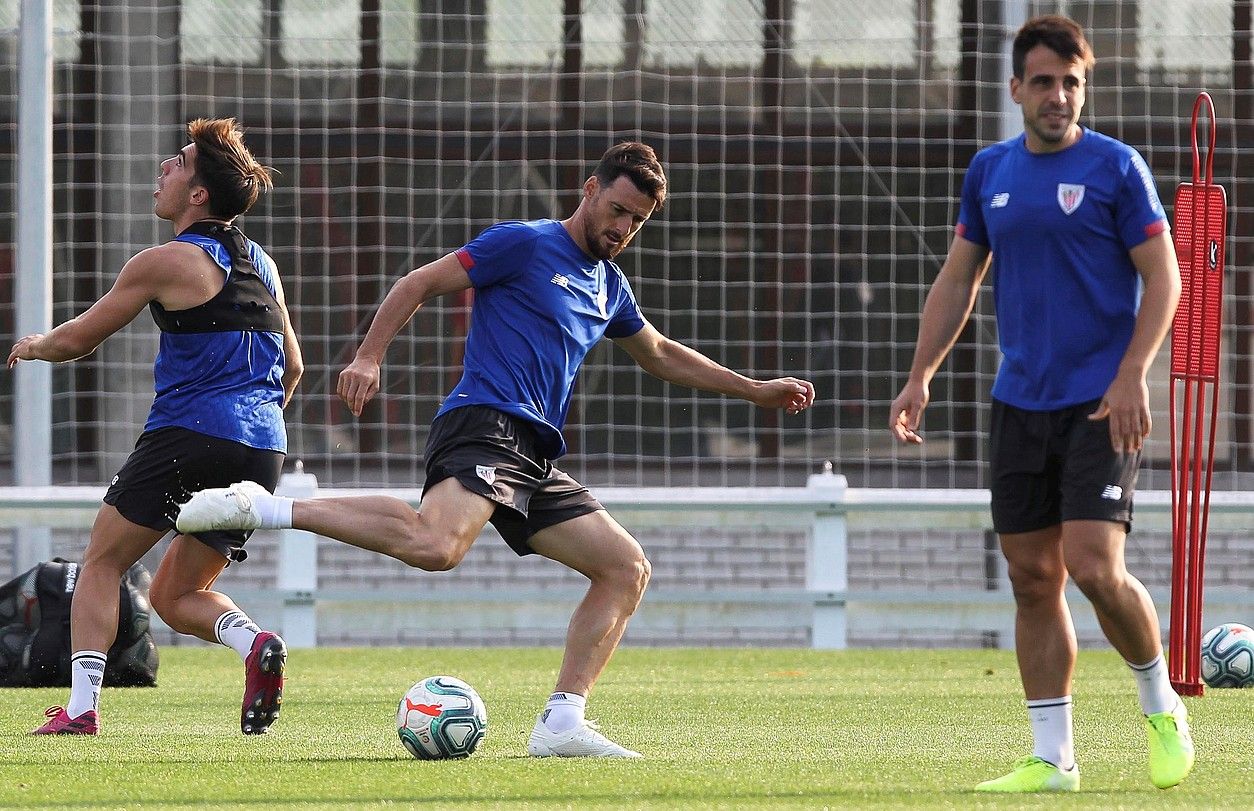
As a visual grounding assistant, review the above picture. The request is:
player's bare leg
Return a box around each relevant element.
[149,534,239,639]
[976,526,1079,790]
[178,478,495,572]
[1062,519,1160,663]
[73,507,168,666]
[32,506,164,735]
[532,510,650,695]
[1062,519,1192,788]
[525,510,649,757]
[291,479,495,570]
[149,534,286,734]
[1001,526,1075,701]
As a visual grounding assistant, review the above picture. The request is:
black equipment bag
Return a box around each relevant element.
[0,558,159,687]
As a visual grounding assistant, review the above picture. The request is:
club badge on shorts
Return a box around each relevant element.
[1057,183,1085,215]
[475,465,496,485]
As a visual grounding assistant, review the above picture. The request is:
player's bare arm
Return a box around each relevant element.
[338,252,473,416]
[1087,230,1182,453]
[890,235,991,443]
[614,322,815,414]
[7,245,178,368]
[270,270,304,408]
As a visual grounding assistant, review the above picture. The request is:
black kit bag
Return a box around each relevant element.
[0,558,159,687]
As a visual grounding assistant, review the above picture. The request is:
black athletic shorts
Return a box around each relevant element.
[423,405,603,556]
[989,397,1139,535]
[104,426,285,562]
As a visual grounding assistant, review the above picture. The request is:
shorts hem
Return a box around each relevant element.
[993,515,1132,535]
[425,467,525,515]
[103,491,172,533]
[528,502,603,535]
[1062,513,1133,533]
[992,518,1057,536]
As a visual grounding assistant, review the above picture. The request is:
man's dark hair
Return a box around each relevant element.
[593,141,667,210]
[1012,15,1095,80]
[187,117,275,220]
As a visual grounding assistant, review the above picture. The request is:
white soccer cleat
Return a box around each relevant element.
[527,717,642,758]
[175,481,268,533]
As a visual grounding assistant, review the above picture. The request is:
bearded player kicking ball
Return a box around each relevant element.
[178,141,815,757]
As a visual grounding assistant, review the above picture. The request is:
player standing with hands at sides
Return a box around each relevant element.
[10,118,301,736]
[889,16,1192,793]
[178,141,815,757]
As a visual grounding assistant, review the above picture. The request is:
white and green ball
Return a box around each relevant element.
[396,675,488,759]
[1200,622,1254,688]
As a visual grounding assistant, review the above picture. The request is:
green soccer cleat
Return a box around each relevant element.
[1146,703,1195,789]
[974,756,1080,793]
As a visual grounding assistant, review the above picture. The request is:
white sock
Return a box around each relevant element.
[1027,696,1074,771]
[66,650,108,718]
[541,691,587,734]
[1127,653,1180,716]
[214,610,261,660]
[252,492,294,530]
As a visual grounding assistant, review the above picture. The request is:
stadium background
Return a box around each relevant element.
[1,1,1251,647]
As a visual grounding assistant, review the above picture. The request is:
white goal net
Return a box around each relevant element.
[0,0,1251,495]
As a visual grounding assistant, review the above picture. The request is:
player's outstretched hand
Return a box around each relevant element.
[753,377,815,415]
[7,334,45,369]
[889,380,929,444]
[337,356,382,417]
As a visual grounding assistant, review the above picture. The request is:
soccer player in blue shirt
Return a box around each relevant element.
[890,15,1193,793]
[10,118,302,736]
[178,142,816,757]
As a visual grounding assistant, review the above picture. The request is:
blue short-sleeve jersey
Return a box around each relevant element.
[436,219,647,458]
[956,128,1169,409]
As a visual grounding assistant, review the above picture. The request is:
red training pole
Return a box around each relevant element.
[1167,91,1226,696]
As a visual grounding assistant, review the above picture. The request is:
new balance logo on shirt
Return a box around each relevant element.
[1101,485,1123,500]
[990,192,1009,208]
[550,272,609,319]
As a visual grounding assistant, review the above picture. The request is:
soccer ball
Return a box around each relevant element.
[396,675,488,759]
[1200,622,1254,688]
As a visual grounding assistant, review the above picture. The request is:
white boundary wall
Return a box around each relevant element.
[2,476,1253,649]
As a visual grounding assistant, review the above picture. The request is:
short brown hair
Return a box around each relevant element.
[593,141,667,210]
[1012,15,1095,79]
[187,117,274,219]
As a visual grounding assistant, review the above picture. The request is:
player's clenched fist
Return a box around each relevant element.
[754,377,815,415]
[784,378,816,415]
[338,357,381,416]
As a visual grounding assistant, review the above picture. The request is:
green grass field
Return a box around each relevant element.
[1,647,1252,809]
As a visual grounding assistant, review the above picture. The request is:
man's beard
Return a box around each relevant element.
[585,225,624,260]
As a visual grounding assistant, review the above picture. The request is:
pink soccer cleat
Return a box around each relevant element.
[31,706,99,736]
[241,631,286,734]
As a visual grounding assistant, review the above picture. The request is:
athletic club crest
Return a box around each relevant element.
[475,465,496,485]
[1057,183,1085,215]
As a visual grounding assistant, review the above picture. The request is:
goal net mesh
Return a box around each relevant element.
[0,0,1249,492]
